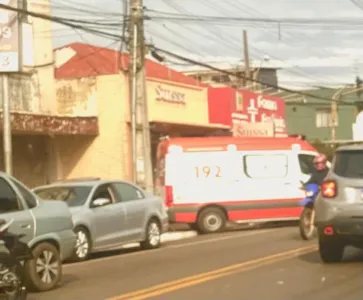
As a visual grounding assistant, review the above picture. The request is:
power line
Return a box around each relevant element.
[0,3,124,41]
[150,45,354,105]
[150,0,345,87]
[146,10,363,25]
[0,2,353,105]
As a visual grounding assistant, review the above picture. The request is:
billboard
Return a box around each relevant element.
[208,87,287,137]
[0,0,19,72]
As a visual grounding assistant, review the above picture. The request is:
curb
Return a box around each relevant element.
[161,230,198,243]
[121,231,198,249]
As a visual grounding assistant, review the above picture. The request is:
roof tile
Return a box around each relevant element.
[55,42,206,87]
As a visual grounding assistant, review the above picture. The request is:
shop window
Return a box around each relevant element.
[243,154,288,179]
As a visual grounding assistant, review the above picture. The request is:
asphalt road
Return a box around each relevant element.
[31,225,363,300]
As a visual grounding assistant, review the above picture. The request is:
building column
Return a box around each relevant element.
[46,136,63,183]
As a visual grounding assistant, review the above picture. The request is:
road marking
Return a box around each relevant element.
[107,244,318,300]
[64,228,276,269]
[110,245,316,300]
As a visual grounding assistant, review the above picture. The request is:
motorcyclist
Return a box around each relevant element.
[306,153,329,186]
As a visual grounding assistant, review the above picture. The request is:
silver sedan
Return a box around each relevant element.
[33,178,168,262]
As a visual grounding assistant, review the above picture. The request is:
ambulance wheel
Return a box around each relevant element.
[197,207,226,234]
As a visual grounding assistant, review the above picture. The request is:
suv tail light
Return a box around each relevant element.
[165,185,173,207]
[321,181,337,198]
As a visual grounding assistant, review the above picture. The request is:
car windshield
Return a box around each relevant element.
[333,150,363,179]
[34,186,92,207]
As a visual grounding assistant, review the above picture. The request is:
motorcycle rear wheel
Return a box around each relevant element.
[299,206,316,240]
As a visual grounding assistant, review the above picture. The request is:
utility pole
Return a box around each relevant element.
[243,30,250,87]
[2,74,11,175]
[0,0,24,175]
[330,96,338,142]
[330,88,344,142]
[128,0,153,192]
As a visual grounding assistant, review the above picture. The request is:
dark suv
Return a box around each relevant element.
[315,144,363,263]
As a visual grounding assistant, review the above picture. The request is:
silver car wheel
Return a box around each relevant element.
[204,214,222,232]
[35,250,60,284]
[148,222,161,247]
[75,230,90,259]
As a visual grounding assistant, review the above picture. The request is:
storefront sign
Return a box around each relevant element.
[233,122,274,137]
[155,85,186,104]
[0,0,19,72]
[231,112,248,124]
[257,95,278,111]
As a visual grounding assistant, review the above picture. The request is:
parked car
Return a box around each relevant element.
[0,172,76,292]
[33,178,169,262]
[315,144,363,263]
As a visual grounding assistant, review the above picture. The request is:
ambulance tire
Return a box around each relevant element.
[197,207,226,234]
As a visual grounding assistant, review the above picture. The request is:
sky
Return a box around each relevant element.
[49,0,363,90]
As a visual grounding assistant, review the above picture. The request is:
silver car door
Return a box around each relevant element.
[88,184,126,248]
[0,176,35,243]
[111,182,147,240]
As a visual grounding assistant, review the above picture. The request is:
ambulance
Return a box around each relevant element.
[155,136,320,234]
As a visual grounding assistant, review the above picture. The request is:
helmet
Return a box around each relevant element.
[313,153,327,171]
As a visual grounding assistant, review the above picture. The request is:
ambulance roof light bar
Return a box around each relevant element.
[291,143,301,151]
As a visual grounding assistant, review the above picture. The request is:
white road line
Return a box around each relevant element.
[64,228,279,269]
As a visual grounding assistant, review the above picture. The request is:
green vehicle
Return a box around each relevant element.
[0,173,76,292]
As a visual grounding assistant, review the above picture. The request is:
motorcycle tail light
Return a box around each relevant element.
[321,181,337,198]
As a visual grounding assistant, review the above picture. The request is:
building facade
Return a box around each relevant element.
[285,88,357,141]
[0,0,97,187]
[54,43,228,182]
[208,87,287,137]
[182,64,279,91]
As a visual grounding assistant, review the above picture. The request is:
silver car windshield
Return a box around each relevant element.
[34,186,92,207]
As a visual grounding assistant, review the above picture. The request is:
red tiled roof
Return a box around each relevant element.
[54,42,206,87]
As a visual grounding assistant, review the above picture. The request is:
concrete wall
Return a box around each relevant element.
[55,74,130,181]
[0,135,48,187]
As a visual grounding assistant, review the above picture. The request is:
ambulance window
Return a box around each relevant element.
[243,154,288,179]
[298,154,315,175]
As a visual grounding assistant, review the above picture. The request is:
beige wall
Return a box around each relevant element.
[27,0,56,114]
[55,74,131,181]
[53,74,211,182]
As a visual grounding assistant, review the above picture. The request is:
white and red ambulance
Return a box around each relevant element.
[155,136,320,234]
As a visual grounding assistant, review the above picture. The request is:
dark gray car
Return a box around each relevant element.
[315,144,363,263]
[0,172,76,292]
[33,178,168,262]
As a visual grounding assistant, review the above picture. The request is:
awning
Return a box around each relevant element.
[3,112,98,135]
[149,120,231,136]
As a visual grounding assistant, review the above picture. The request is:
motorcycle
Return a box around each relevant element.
[299,183,319,240]
[0,219,32,300]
